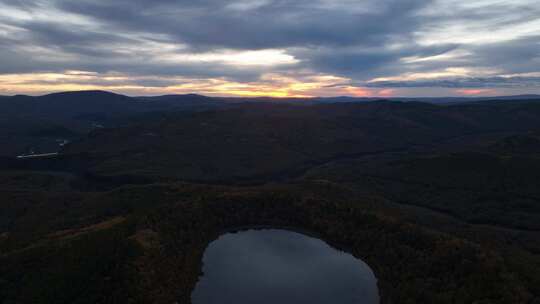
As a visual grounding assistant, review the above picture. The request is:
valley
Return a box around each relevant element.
[1,92,540,303]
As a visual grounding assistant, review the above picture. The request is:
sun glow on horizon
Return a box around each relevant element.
[0,71,389,98]
[1,70,537,98]
[456,89,495,96]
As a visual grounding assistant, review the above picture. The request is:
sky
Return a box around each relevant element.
[0,0,539,97]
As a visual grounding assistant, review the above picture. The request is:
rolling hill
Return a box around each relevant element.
[58,100,540,182]
[2,92,540,303]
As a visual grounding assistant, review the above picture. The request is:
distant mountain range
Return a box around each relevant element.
[0,91,228,157]
[1,89,538,130]
[0,90,539,158]
[1,90,539,105]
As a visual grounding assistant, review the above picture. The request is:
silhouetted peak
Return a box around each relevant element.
[42,90,128,99]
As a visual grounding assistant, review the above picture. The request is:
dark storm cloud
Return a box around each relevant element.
[366,35,540,88]
[56,0,429,50]
[0,0,437,80]
[22,21,137,57]
[295,43,461,80]
[366,76,540,88]
[471,35,540,75]
[424,1,540,27]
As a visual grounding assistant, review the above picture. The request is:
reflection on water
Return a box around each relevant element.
[192,229,379,304]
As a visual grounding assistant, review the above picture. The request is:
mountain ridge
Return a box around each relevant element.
[1,89,539,103]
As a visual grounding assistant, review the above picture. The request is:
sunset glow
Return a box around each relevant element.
[456,89,495,96]
[0,71,388,98]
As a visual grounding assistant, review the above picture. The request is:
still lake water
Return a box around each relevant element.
[191,229,379,304]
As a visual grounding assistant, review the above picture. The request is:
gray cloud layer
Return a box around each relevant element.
[0,0,539,93]
[367,76,540,88]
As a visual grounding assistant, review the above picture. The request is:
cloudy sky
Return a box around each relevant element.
[0,0,539,97]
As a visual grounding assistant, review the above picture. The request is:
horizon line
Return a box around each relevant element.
[2,89,540,100]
